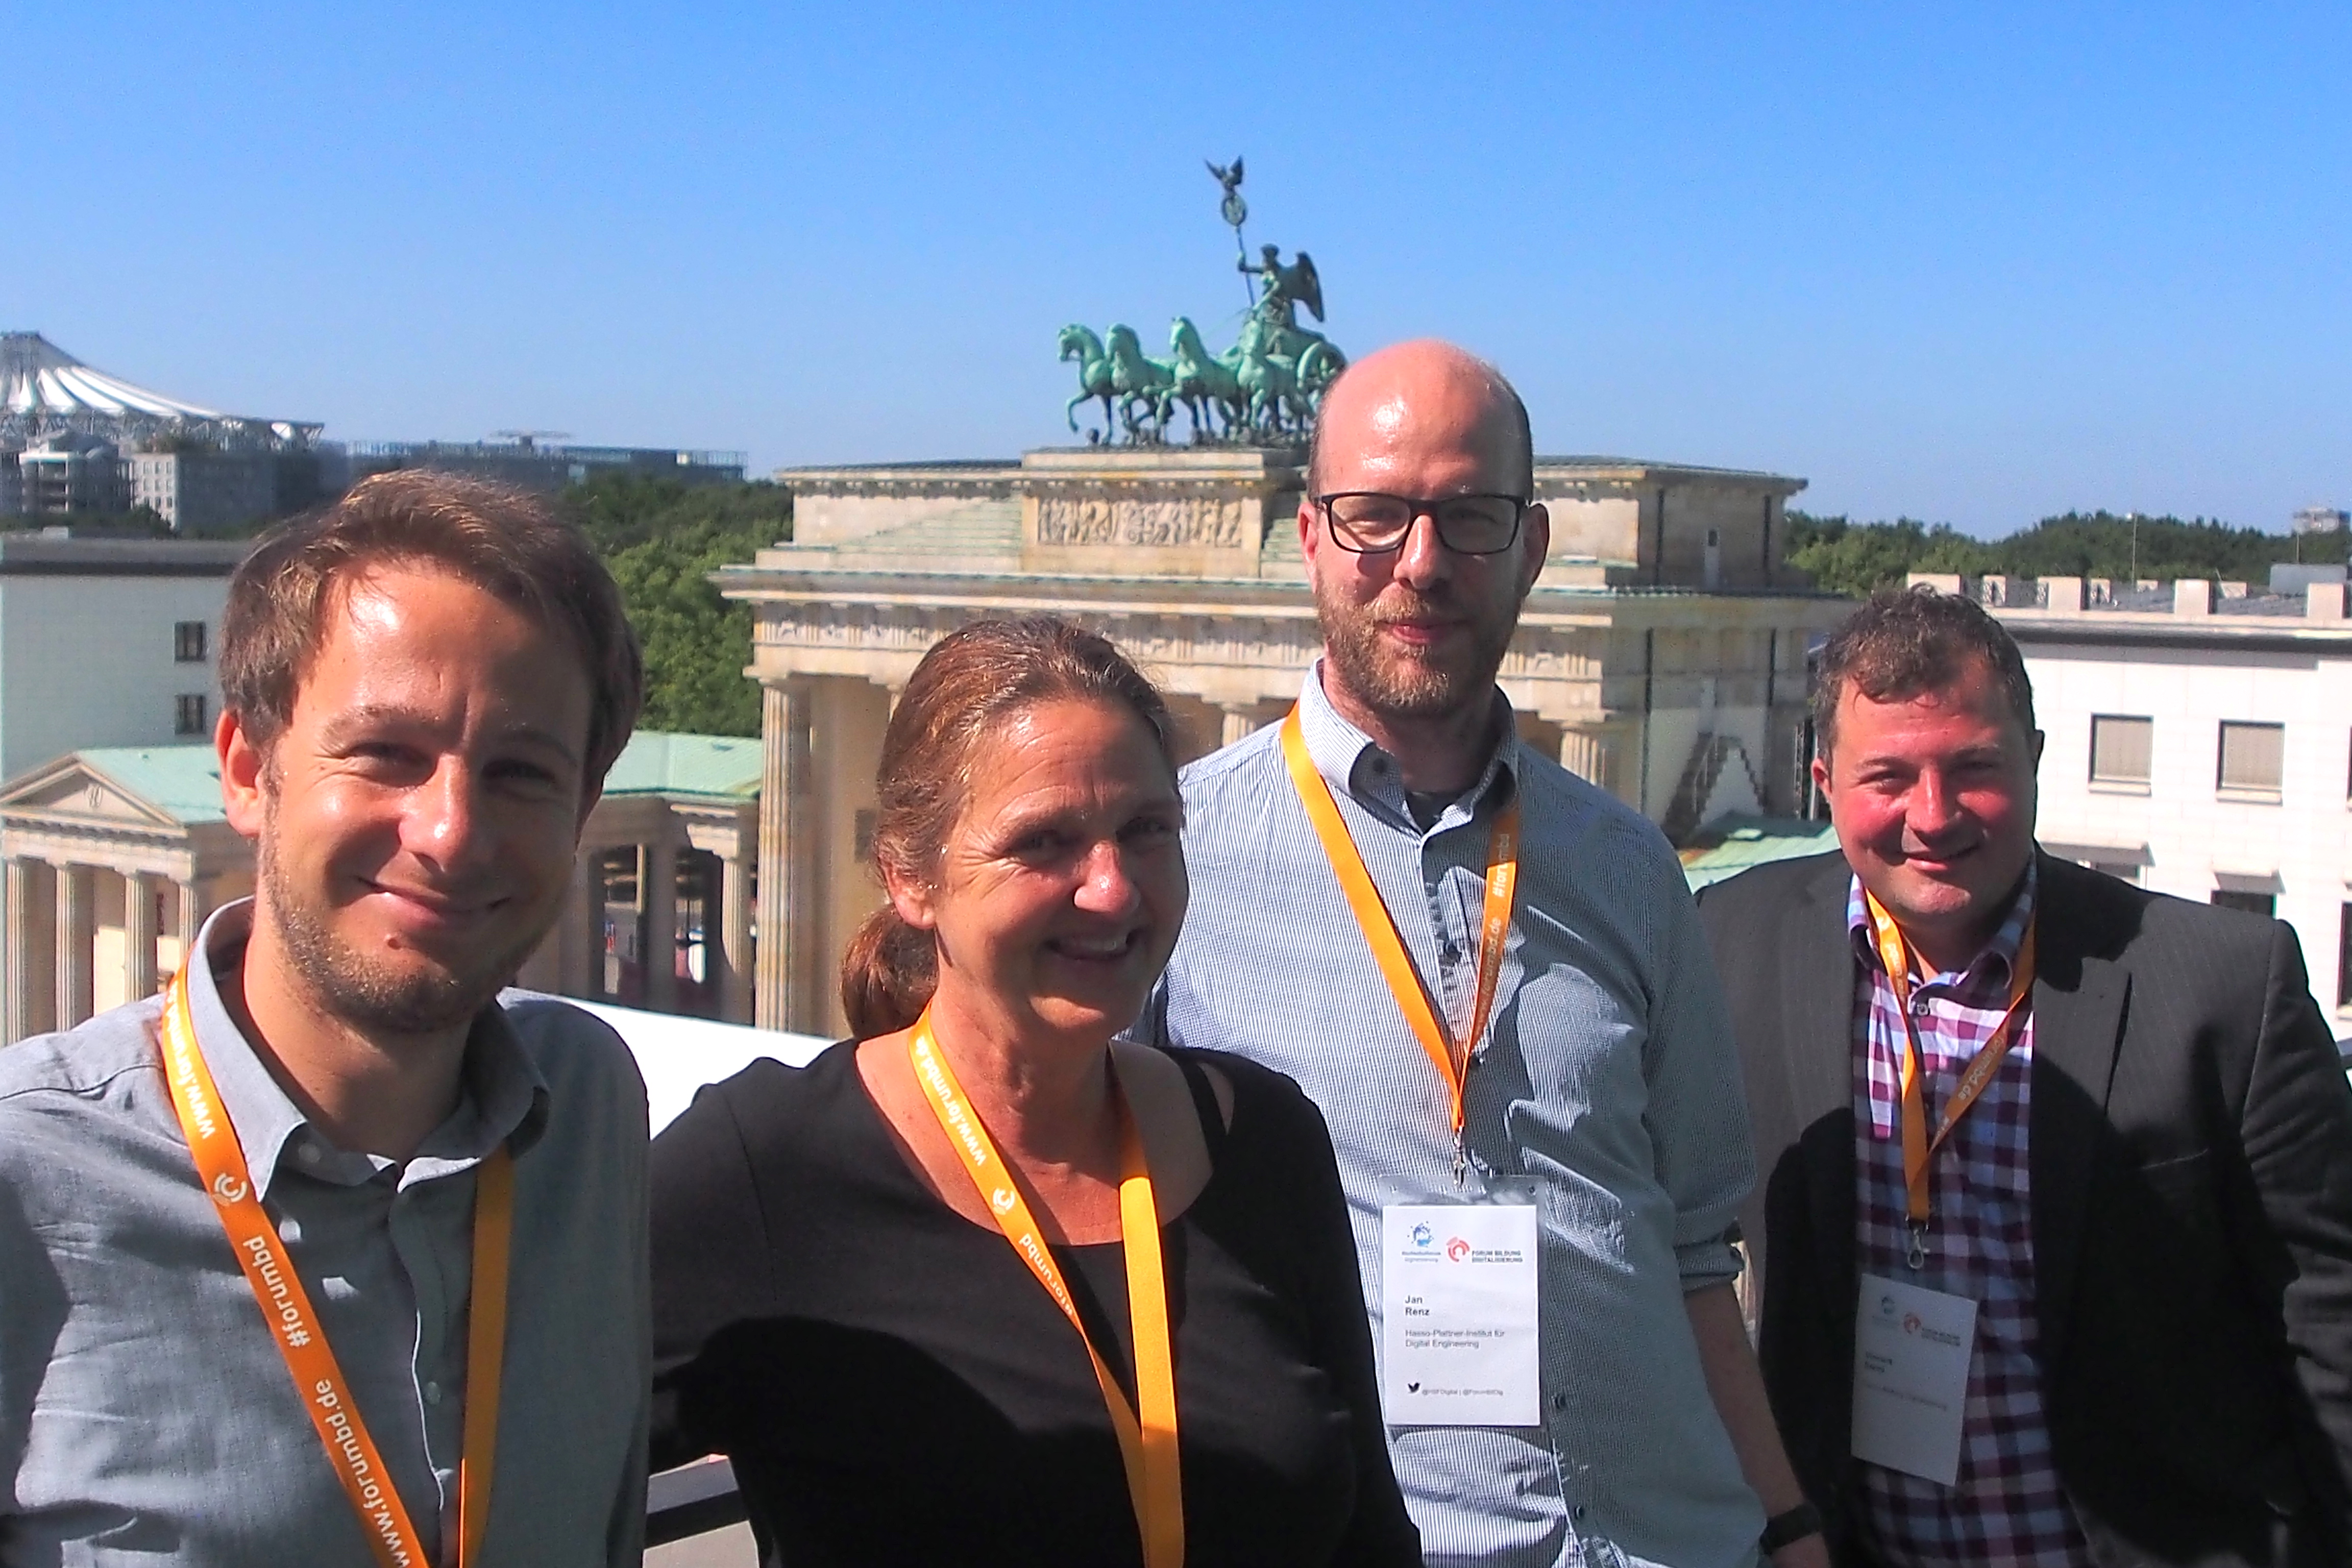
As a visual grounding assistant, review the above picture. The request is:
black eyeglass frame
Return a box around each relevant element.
[1312,492,1532,556]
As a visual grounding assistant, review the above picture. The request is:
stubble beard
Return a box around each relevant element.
[1316,582,1518,725]
[258,805,545,1039]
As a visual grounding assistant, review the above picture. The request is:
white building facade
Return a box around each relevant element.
[0,534,247,779]
[1949,572,2352,1032]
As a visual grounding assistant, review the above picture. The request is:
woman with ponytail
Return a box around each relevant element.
[646,617,1415,1567]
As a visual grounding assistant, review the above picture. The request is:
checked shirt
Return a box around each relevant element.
[1847,867,2091,1567]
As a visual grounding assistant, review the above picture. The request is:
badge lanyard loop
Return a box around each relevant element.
[1862,894,2036,1268]
[1280,708,1518,1180]
[907,1015,1184,1568]
[158,968,512,1568]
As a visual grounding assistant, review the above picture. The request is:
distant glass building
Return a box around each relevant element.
[347,435,746,493]
[2293,504,2348,535]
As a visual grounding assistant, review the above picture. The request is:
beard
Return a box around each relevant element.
[1315,580,1518,723]
[258,809,545,1038]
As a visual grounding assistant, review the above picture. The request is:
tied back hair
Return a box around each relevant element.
[839,617,1177,1038]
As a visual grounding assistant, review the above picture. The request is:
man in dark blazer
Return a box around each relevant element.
[1698,586,2352,1568]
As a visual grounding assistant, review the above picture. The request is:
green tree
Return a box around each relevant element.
[564,475,791,737]
[1783,514,1997,597]
[1784,508,2350,597]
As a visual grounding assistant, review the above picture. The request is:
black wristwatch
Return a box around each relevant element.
[1759,1501,1824,1554]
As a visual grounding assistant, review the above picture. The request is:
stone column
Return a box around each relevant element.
[1559,724,1617,794]
[123,871,159,1002]
[55,864,95,1030]
[756,679,819,1033]
[512,911,562,993]
[718,847,754,1025]
[5,857,50,1044]
[1218,704,1265,748]
[175,877,205,976]
[642,830,678,1014]
[555,853,595,997]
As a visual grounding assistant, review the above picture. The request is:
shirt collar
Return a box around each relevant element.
[184,899,552,1199]
[1846,857,2039,993]
[1294,659,1520,836]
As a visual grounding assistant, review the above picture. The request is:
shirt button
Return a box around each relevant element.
[424,1381,443,1405]
[1440,942,1461,965]
[1552,1392,1567,1411]
[1572,1505,1587,1521]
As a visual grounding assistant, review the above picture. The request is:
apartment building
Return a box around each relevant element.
[1931,568,2352,1031]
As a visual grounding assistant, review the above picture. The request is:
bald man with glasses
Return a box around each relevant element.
[1131,340,1820,1568]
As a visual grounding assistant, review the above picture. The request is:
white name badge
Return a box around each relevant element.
[1851,1272,1978,1485]
[1380,1204,1540,1427]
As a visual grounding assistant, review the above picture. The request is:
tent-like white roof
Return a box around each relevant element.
[2,332,225,421]
[0,332,317,448]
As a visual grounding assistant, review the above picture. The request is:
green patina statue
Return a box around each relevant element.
[1060,158,1347,446]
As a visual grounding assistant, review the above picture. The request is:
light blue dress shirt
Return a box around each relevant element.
[0,901,651,1566]
[1137,668,1767,1568]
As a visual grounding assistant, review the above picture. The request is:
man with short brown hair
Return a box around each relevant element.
[0,472,653,1564]
[1699,585,2352,1567]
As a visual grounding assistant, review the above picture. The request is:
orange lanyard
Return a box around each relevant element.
[159,968,512,1568]
[1280,707,1518,1156]
[907,1013,1183,1568]
[1863,893,2036,1267]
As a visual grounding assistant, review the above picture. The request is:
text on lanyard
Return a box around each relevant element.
[158,968,512,1568]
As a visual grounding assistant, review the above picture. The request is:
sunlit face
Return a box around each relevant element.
[221,564,597,1036]
[1814,656,2042,961]
[890,699,1186,1044]
[1301,350,1548,723]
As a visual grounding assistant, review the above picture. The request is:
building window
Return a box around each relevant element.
[2089,715,2153,787]
[2213,889,2276,917]
[2217,721,2285,796]
[174,693,207,736]
[174,621,207,662]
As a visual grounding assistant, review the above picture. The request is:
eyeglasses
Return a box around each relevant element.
[1315,492,1529,556]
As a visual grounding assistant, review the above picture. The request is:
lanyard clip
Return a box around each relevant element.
[1905,1220,1930,1271]
[1452,1135,1468,1189]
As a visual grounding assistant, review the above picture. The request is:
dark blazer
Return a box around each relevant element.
[1698,850,2352,1568]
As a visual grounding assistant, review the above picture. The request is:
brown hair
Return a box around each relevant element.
[220,470,644,788]
[1812,585,2036,760]
[840,616,1177,1037]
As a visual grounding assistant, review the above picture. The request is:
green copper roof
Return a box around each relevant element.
[1679,815,1839,892]
[63,729,761,826]
[598,731,763,799]
[77,746,231,824]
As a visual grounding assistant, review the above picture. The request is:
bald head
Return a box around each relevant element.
[1307,339,1535,498]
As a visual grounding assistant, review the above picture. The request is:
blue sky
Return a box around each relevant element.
[13,3,2349,534]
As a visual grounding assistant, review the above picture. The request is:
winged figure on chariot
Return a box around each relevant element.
[1058,159,1347,446]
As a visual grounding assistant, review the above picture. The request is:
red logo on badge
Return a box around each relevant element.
[1446,1237,1472,1262]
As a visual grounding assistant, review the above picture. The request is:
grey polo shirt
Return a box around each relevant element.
[0,901,651,1566]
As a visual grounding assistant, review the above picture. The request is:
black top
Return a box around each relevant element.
[650,1041,1419,1568]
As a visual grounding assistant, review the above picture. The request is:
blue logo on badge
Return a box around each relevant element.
[1411,1222,1434,1248]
